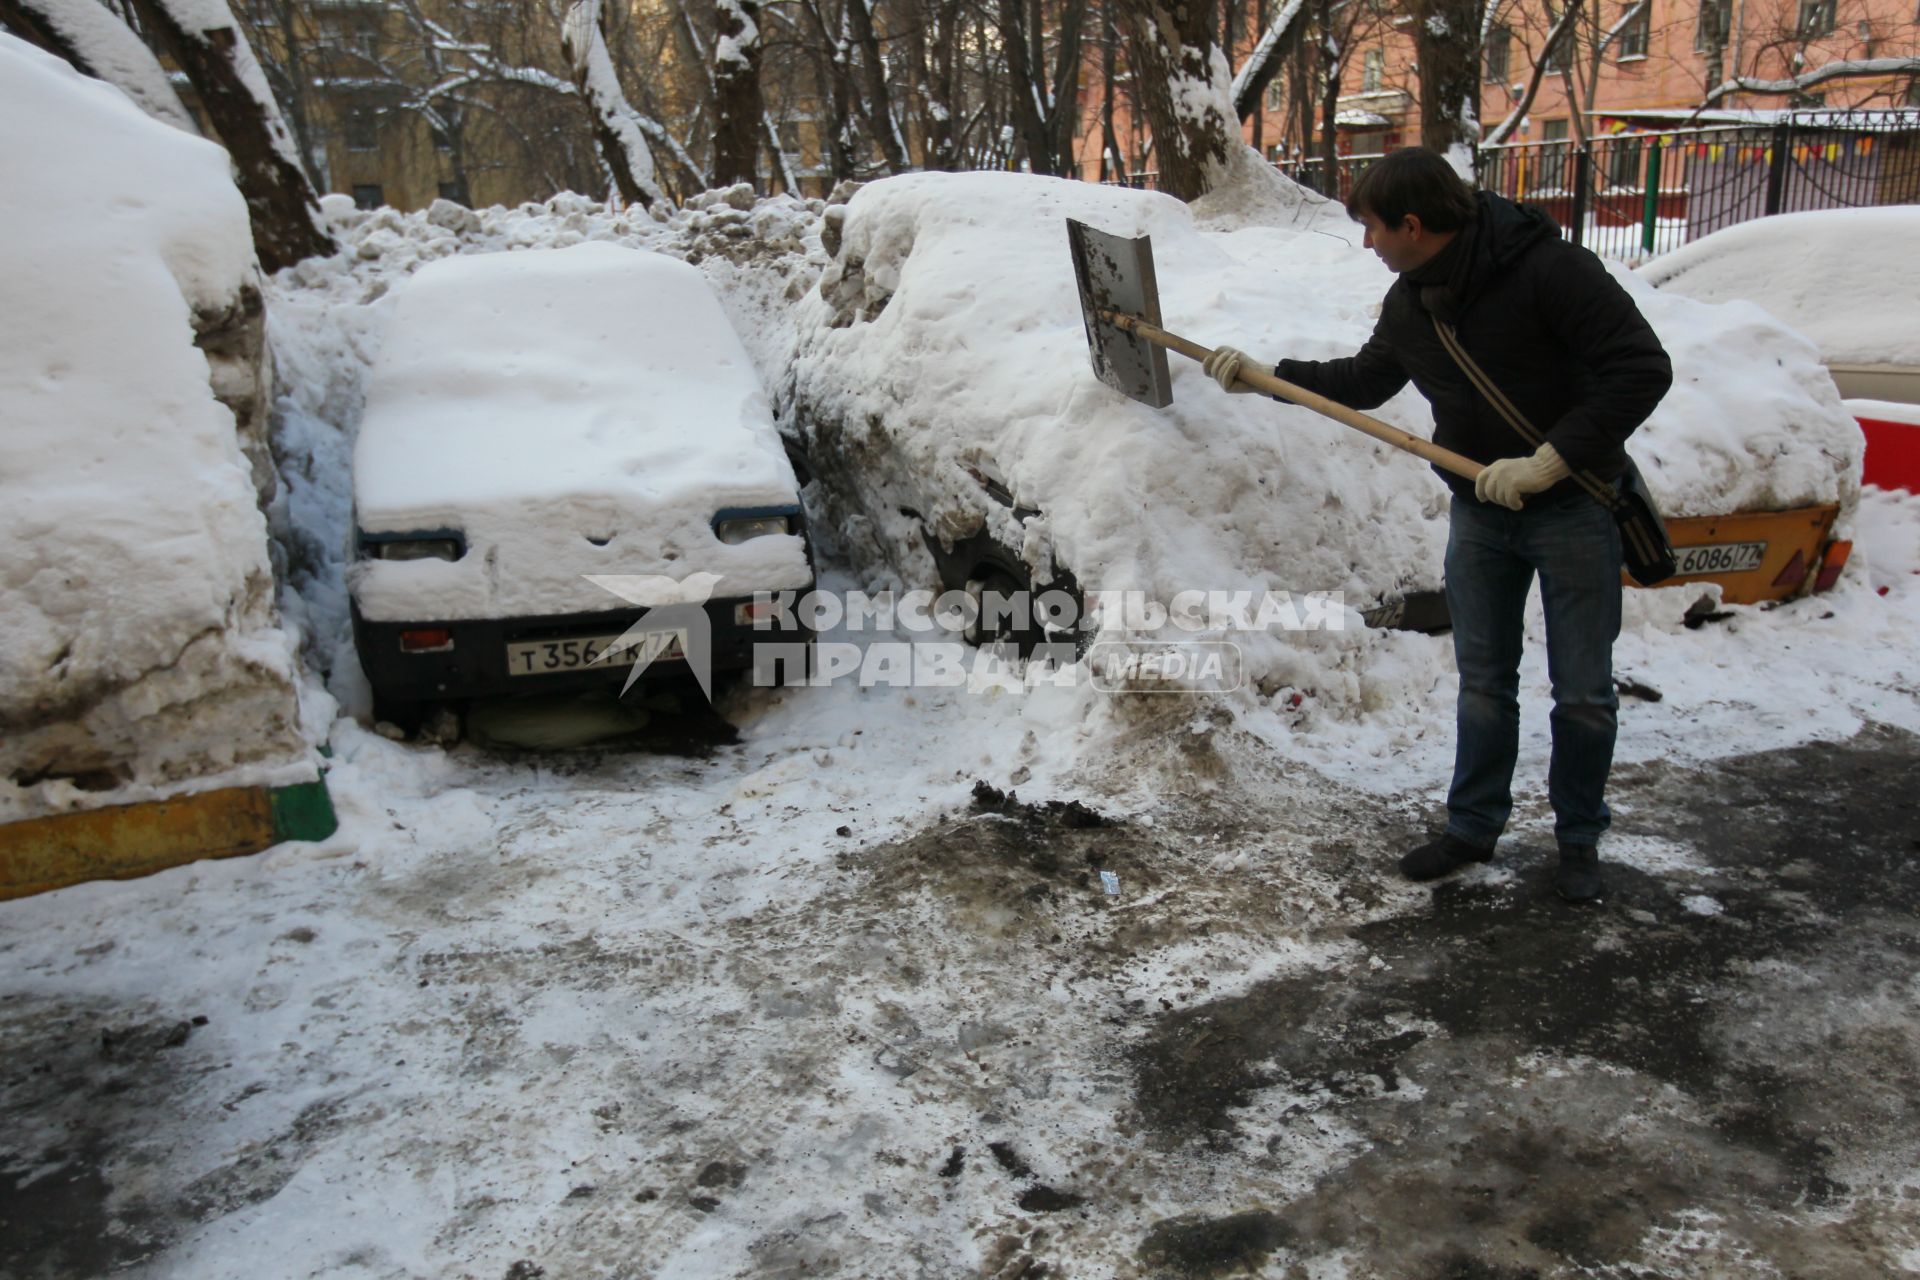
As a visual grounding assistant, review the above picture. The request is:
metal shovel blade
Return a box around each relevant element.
[1066,218,1171,409]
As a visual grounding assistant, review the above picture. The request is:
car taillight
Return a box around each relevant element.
[1813,540,1852,593]
[735,600,779,626]
[1771,550,1808,592]
[399,628,454,652]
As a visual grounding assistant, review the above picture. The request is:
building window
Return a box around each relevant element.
[1362,49,1384,93]
[344,105,378,152]
[1485,27,1511,82]
[351,184,383,210]
[1695,0,1733,50]
[1797,0,1836,35]
[1615,3,1650,58]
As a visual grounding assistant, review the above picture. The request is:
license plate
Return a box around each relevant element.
[1672,540,1767,577]
[506,630,685,677]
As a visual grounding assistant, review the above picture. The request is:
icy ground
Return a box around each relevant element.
[4,190,1920,1277]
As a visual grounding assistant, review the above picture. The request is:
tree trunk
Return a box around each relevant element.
[125,0,334,271]
[1,0,198,134]
[560,0,667,209]
[996,0,1055,173]
[844,0,909,171]
[1114,0,1238,201]
[712,0,765,187]
[1318,28,1341,195]
[1408,0,1483,167]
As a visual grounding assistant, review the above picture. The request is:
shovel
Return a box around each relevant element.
[1066,218,1483,483]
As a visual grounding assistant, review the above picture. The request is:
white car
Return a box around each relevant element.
[1638,206,1920,405]
[351,243,814,726]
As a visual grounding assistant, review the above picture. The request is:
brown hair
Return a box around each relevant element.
[1345,147,1478,233]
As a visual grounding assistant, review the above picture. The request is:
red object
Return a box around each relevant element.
[1858,417,1920,493]
[399,628,454,652]
[1813,540,1853,593]
[1771,549,1808,592]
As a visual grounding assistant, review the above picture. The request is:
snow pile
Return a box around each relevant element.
[0,36,311,818]
[1638,207,1920,368]
[351,243,812,621]
[786,171,1861,712]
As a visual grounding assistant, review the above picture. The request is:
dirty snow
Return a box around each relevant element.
[0,35,311,820]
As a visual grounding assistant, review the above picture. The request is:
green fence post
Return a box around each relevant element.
[1641,138,1663,256]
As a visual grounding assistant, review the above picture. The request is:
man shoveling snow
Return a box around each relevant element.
[1207,148,1674,903]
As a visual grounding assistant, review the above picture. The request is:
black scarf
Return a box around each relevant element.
[1404,219,1479,324]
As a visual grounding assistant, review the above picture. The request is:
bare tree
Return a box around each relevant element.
[126,0,335,270]
[1482,0,1584,147]
[996,0,1088,176]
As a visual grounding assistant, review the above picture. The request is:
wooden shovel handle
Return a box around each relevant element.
[1106,312,1485,483]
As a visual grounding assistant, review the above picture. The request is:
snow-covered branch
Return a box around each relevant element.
[1229,0,1309,121]
[1702,57,1920,107]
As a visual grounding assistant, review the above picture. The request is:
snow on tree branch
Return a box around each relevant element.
[1702,57,1920,107]
[1229,0,1308,121]
[0,0,197,133]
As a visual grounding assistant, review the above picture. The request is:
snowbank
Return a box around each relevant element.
[1637,207,1920,368]
[0,36,310,819]
[786,172,1860,709]
[350,243,811,621]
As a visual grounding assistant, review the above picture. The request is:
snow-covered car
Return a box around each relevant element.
[787,172,1861,696]
[1637,207,1920,406]
[350,243,814,725]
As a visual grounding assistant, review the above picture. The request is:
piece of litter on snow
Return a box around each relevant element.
[1099,870,1120,896]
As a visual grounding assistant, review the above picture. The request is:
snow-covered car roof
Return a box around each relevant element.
[1637,207,1920,369]
[356,243,796,523]
[352,243,810,620]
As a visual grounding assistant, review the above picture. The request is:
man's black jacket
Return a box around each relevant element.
[1274,191,1673,502]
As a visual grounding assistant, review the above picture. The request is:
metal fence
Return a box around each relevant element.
[1115,110,1920,262]
[1479,111,1920,260]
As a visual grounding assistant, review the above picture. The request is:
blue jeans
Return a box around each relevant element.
[1443,491,1622,850]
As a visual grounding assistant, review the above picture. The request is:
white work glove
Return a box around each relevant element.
[1474,443,1571,511]
[1203,345,1258,393]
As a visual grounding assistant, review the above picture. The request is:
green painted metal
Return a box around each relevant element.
[1641,140,1663,256]
[269,775,339,843]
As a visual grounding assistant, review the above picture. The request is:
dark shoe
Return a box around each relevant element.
[1399,833,1494,882]
[1553,843,1604,903]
